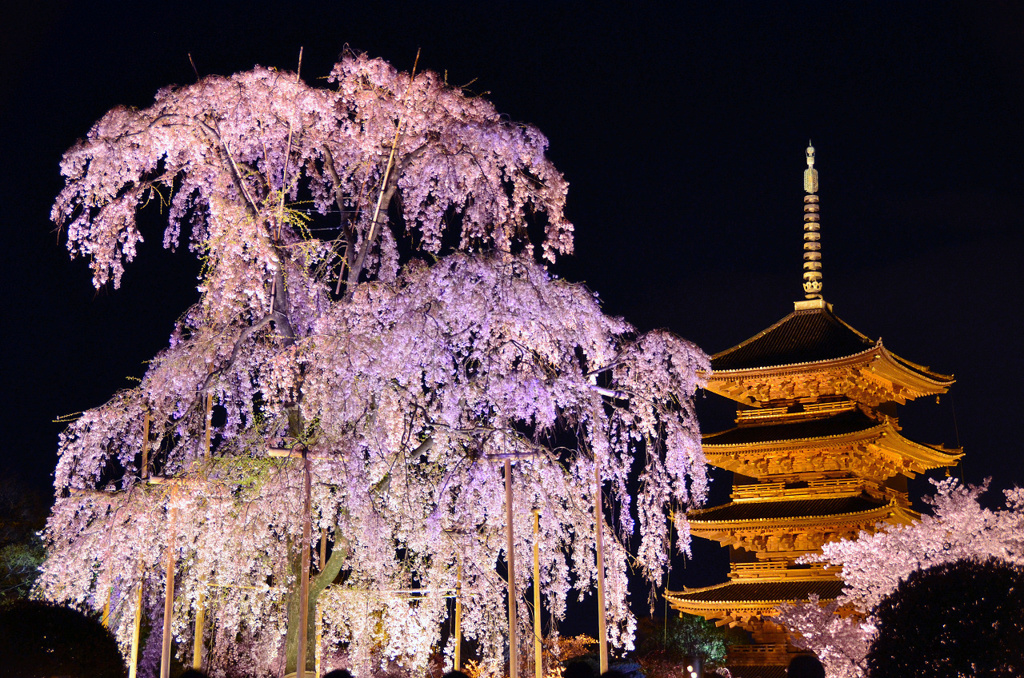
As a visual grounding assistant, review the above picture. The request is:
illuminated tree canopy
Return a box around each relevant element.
[37,53,709,677]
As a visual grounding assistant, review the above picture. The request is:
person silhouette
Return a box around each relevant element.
[787,654,825,678]
[562,662,596,678]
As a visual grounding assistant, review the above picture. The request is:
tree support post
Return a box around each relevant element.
[454,560,462,671]
[101,587,111,628]
[594,464,608,674]
[193,591,206,669]
[141,411,150,479]
[315,597,323,678]
[297,450,313,678]
[160,495,178,678]
[505,459,519,678]
[533,510,542,678]
[129,580,143,678]
[204,391,214,457]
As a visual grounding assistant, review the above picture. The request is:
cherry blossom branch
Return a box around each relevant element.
[344,142,431,298]
[591,385,628,400]
[194,118,263,220]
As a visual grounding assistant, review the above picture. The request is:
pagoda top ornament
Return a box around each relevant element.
[804,142,818,192]
[801,141,823,302]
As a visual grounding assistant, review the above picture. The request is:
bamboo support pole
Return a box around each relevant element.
[268,448,334,460]
[533,510,542,678]
[315,597,323,678]
[505,459,518,678]
[193,591,206,669]
[160,495,178,678]
[101,587,111,628]
[141,411,150,479]
[297,451,313,678]
[129,580,144,678]
[594,464,608,674]
[204,391,213,457]
[320,529,327,571]
[454,560,462,671]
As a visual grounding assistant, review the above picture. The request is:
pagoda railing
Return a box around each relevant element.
[732,477,864,501]
[735,399,857,424]
[727,561,836,580]
[726,644,793,665]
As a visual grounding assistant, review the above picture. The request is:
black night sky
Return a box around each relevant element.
[2,1,1023,611]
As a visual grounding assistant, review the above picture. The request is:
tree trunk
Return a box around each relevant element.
[284,539,348,674]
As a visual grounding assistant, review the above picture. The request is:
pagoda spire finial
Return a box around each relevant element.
[802,141,823,300]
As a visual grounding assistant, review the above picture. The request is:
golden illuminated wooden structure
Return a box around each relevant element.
[665,144,961,674]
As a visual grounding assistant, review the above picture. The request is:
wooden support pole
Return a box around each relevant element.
[193,591,206,669]
[533,510,542,678]
[203,391,214,458]
[315,598,323,678]
[101,587,111,628]
[319,529,327,571]
[594,464,608,674]
[505,459,519,678]
[129,580,144,678]
[141,411,151,479]
[297,451,313,678]
[454,560,462,671]
[160,497,178,678]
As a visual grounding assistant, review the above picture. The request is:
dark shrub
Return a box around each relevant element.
[868,558,1024,678]
[0,598,126,678]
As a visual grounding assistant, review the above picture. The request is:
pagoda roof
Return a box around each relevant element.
[666,578,844,605]
[706,304,954,402]
[686,496,919,551]
[712,305,874,371]
[688,495,884,523]
[703,409,876,446]
[701,412,962,479]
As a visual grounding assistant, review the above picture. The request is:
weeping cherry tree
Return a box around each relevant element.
[36,51,709,677]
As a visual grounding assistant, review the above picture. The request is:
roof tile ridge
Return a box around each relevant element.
[687,500,742,517]
[667,581,737,596]
[874,418,959,454]
[667,580,844,595]
[703,416,884,446]
[826,307,876,346]
[710,308,803,360]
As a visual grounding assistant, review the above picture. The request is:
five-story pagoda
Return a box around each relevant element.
[665,144,962,674]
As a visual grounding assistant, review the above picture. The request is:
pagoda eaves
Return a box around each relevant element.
[706,304,954,408]
[665,577,845,628]
[687,495,918,556]
[703,410,962,481]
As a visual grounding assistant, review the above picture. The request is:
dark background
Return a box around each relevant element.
[2,0,1022,628]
